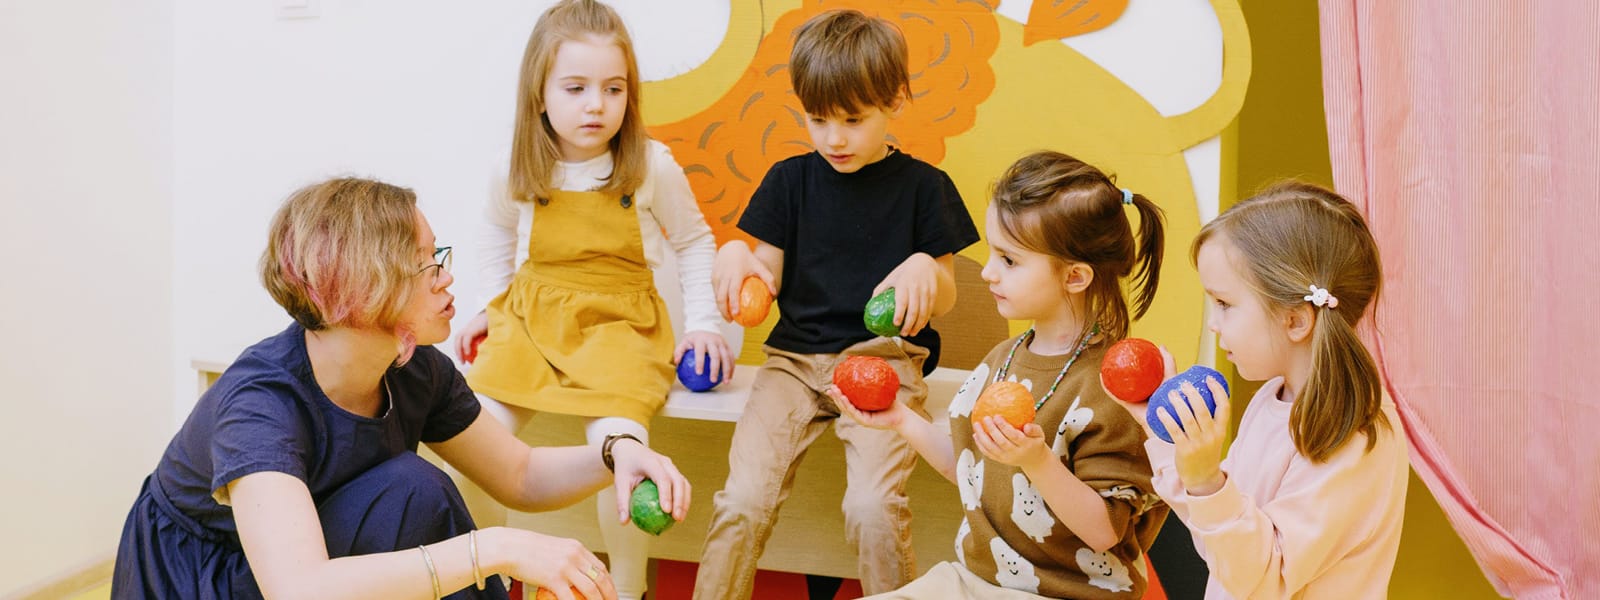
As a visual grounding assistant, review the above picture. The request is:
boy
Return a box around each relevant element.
[693,9,981,599]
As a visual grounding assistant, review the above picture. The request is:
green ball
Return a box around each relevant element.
[863,288,900,337]
[629,479,676,536]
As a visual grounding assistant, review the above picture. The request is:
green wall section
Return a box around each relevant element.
[1229,1,1501,598]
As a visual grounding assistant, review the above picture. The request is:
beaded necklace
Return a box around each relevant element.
[992,323,1101,411]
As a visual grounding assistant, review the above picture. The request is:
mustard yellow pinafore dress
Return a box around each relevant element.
[466,189,675,426]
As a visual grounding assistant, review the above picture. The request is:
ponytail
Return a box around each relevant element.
[1293,305,1387,461]
[989,151,1167,342]
[1126,192,1165,321]
[1196,180,1390,463]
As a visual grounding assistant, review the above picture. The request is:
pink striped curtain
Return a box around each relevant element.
[1319,2,1598,598]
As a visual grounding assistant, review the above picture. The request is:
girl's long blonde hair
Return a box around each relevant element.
[1195,181,1390,462]
[510,0,647,204]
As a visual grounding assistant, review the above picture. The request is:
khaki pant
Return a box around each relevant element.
[692,337,930,599]
[862,562,1052,600]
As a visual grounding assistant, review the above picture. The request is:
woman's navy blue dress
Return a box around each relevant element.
[112,324,508,599]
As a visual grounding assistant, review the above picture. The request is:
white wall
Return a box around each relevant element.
[0,0,176,592]
[172,0,726,419]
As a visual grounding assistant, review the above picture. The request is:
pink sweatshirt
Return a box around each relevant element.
[1145,377,1410,599]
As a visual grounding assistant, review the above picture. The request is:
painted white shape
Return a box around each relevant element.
[995,0,1224,116]
[1184,136,1224,368]
[608,0,728,81]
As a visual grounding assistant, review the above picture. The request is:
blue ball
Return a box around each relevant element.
[676,349,722,392]
[1146,365,1230,443]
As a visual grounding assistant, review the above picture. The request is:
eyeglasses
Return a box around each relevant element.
[417,246,452,284]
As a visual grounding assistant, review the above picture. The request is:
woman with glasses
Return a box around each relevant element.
[111,177,687,600]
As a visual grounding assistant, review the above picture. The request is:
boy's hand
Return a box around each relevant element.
[824,385,908,431]
[673,331,736,385]
[712,243,776,322]
[972,416,1054,472]
[874,253,940,336]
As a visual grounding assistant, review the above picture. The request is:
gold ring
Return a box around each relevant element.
[587,565,601,580]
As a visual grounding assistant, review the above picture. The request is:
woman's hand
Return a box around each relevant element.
[607,440,691,524]
[674,330,736,385]
[489,527,617,600]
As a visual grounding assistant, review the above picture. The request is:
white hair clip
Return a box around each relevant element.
[1304,285,1339,308]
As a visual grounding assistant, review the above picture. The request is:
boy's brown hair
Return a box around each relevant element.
[789,9,911,116]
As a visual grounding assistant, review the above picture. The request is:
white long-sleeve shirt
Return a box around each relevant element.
[474,140,721,335]
[1146,377,1410,599]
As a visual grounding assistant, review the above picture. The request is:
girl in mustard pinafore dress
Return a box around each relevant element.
[454,2,732,598]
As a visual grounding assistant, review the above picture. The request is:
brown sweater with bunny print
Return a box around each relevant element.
[946,335,1168,599]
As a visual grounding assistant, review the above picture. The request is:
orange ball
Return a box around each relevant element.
[971,381,1036,430]
[534,587,586,600]
[734,276,772,327]
[833,356,900,411]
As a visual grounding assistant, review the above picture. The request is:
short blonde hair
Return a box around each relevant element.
[260,177,419,334]
[790,9,911,116]
[510,0,648,204]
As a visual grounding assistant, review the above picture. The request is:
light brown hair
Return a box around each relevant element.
[510,0,647,203]
[789,9,911,117]
[1194,181,1389,462]
[990,150,1166,341]
[260,177,419,342]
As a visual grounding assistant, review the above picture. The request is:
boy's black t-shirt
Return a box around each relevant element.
[737,149,980,373]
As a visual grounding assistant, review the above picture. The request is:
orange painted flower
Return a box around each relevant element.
[1023,0,1129,46]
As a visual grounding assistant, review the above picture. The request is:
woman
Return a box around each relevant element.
[112,177,688,600]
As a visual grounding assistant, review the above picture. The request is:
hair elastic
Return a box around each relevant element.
[1121,188,1134,205]
[1304,284,1339,308]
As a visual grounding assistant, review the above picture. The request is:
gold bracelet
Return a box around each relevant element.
[417,545,441,600]
[469,529,485,591]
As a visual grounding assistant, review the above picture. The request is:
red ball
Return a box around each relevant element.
[1100,338,1164,403]
[833,356,900,412]
[464,332,486,364]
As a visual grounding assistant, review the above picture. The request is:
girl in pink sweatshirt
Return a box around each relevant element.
[1144,181,1409,599]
